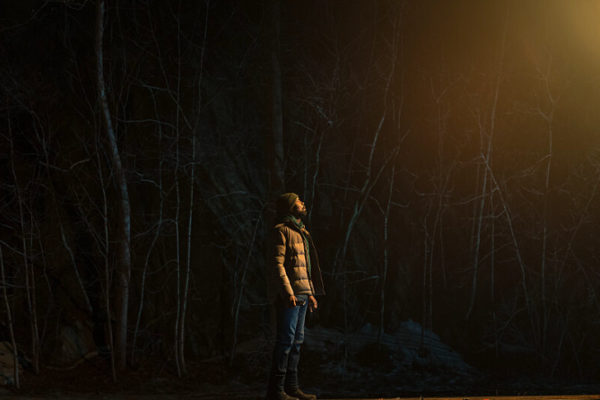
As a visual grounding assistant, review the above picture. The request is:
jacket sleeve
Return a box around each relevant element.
[273,227,294,297]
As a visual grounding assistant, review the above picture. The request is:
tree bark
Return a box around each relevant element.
[9,123,40,374]
[96,0,132,370]
[132,89,164,367]
[379,164,395,343]
[270,0,285,195]
[95,142,117,382]
[0,245,19,388]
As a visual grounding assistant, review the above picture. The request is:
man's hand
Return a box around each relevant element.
[308,295,318,312]
[288,295,298,308]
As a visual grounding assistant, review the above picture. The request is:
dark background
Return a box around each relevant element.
[2,0,600,396]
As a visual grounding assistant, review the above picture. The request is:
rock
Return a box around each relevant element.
[304,320,478,377]
[54,320,96,366]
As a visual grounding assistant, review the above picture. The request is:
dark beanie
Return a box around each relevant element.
[276,192,299,216]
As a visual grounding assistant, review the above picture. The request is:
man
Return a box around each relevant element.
[266,193,325,400]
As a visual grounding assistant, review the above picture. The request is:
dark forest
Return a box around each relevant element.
[2,0,600,397]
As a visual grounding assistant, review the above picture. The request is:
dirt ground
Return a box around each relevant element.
[0,355,263,399]
[2,353,600,400]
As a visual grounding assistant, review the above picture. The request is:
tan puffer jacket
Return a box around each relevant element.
[271,221,325,299]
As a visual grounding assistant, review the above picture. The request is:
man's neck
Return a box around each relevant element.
[284,214,302,225]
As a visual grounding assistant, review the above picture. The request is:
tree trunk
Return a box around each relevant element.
[466,7,507,320]
[9,124,40,374]
[379,164,395,343]
[270,0,285,195]
[132,90,164,366]
[0,245,19,388]
[538,61,557,357]
[96,0,132,370]
[95,142,117,382]
[230,216,262,365]
[179,133,196,375]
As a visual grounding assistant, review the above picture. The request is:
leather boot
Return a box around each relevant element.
[284,367,316,400]
[267,371,298,400]
[266,390,299,400]
[285,387,316,400]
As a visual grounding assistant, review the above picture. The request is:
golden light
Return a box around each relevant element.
[561,0,600,63]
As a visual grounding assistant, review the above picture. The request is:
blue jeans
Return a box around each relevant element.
[268,294,308,392]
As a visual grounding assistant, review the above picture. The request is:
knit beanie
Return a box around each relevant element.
[276,192,299,216]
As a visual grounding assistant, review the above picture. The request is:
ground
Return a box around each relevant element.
[2,353,600,400]
[2,324,600,400]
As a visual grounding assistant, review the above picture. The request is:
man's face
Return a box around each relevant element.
[292,198,307,218]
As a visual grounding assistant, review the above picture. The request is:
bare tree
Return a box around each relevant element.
[9,123,40,374]
[270,0,285,195]
[379,164,395,343]
[95,140,117,382]
[179,0,210,374]
[96,0,132,370]
[0,245,19,388]
[466,9,508,320]
[534,54,559,356]
[131,87,165,367]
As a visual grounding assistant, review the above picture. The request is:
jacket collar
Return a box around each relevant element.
[281,215,309,236]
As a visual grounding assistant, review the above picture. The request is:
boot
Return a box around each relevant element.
[267,371,298,400]
[265,390,299,400]
[285,387,316,400]
[284,367,316,400]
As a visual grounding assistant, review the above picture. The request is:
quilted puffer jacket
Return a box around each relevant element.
[270,220,325,299]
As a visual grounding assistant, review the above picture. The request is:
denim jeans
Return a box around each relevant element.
[268,294,308,392]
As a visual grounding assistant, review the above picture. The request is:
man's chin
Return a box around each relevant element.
[293,210,307,219]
